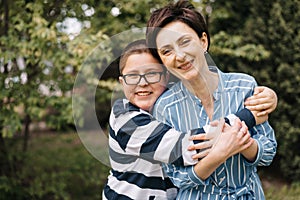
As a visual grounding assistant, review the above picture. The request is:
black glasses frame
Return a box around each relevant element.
[121,71,166,85]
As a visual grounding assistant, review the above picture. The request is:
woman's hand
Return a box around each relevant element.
[188,120,224,160]
[210,118,254,160]
[192,119,254,180]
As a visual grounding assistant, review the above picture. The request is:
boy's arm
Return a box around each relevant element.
[110,99,202,166]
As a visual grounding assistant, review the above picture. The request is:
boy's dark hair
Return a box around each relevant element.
[119,39,151,74]
[146,0,210,62]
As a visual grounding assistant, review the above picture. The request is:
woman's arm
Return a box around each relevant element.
[192,119,254,180]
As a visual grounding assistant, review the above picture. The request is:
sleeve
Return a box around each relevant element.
[238,78,277,166]
[109,99,203,166]
[162,163,211,189]
[244,121,277,166]
[225,108,256,129]
[224,110,276,167]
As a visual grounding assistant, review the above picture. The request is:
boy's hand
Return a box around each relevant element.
[244,86,277,117]
[251,110,269,125]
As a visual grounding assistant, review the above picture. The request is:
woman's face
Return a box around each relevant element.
[119,52,168,111]
[156,21,208,82]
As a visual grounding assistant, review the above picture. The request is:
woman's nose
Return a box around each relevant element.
[175,50,186,60]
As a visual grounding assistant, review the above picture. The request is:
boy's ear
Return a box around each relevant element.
[119,76,124,84]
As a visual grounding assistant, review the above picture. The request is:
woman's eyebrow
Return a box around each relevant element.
[158,44,171,51]
[158,34,189,49]
[176,34,190,43]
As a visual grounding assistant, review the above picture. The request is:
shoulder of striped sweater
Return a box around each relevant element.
[111,98,130,117]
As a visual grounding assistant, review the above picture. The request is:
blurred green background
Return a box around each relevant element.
[1,0,299,199]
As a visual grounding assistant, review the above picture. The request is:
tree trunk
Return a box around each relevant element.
[0,0,9,36]
[22,114,31,152]
[0,132,10,176]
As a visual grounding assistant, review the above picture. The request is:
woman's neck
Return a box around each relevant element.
[182,71,218,120]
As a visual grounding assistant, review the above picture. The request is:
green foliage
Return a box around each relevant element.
[209,0,300,181]
[211,31,270,64]
[0,0,75,138]
[0,133,110,200]
[70,30,114,129]
[264,182,300,200]
[85,0,169,36]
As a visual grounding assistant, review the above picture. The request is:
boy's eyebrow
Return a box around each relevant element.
[122,70,139,74]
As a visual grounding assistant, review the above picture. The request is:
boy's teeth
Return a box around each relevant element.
[137,92,150,96]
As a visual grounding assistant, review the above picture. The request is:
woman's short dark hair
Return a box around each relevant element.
[146,0,210,62]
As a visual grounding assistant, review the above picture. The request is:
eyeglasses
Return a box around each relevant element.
[121,71,166,85]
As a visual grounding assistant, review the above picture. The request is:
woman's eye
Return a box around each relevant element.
[180,38,190,46]
[160,49,172,56]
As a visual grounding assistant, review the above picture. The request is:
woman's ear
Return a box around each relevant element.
[200,32,208,51]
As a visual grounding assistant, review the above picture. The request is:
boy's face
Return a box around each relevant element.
[119,52,168,111]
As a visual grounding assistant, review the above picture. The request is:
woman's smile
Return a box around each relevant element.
[177,60,194,70]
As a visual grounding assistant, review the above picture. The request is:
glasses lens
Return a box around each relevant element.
[125,74,140,84]
[145,72,161,83]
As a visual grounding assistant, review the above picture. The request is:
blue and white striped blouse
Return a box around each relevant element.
[152,69,277,200]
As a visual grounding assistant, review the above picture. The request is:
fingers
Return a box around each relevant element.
[246,101,272,110]
[189,133,206,141]
[255,109,269,117]
[232,118,242,130]
[242,137,254,150]
[209,120,219,127]
[240,121,248,132]
[245,97,271,107]
[253,86,266,95]
[244,87,278,114]
[192,148,210,159]
[246,102,274,118]
[245,88,272,106]
[237,121,253,148]
[237,129,250,145]
[188,140,213,151]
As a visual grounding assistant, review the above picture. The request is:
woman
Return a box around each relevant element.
[146,0,277,199]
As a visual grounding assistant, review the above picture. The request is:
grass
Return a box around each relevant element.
[1,131,110,200]
[1,132,299,199]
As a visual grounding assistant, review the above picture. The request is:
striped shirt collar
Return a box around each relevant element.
[176,66,225,103]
